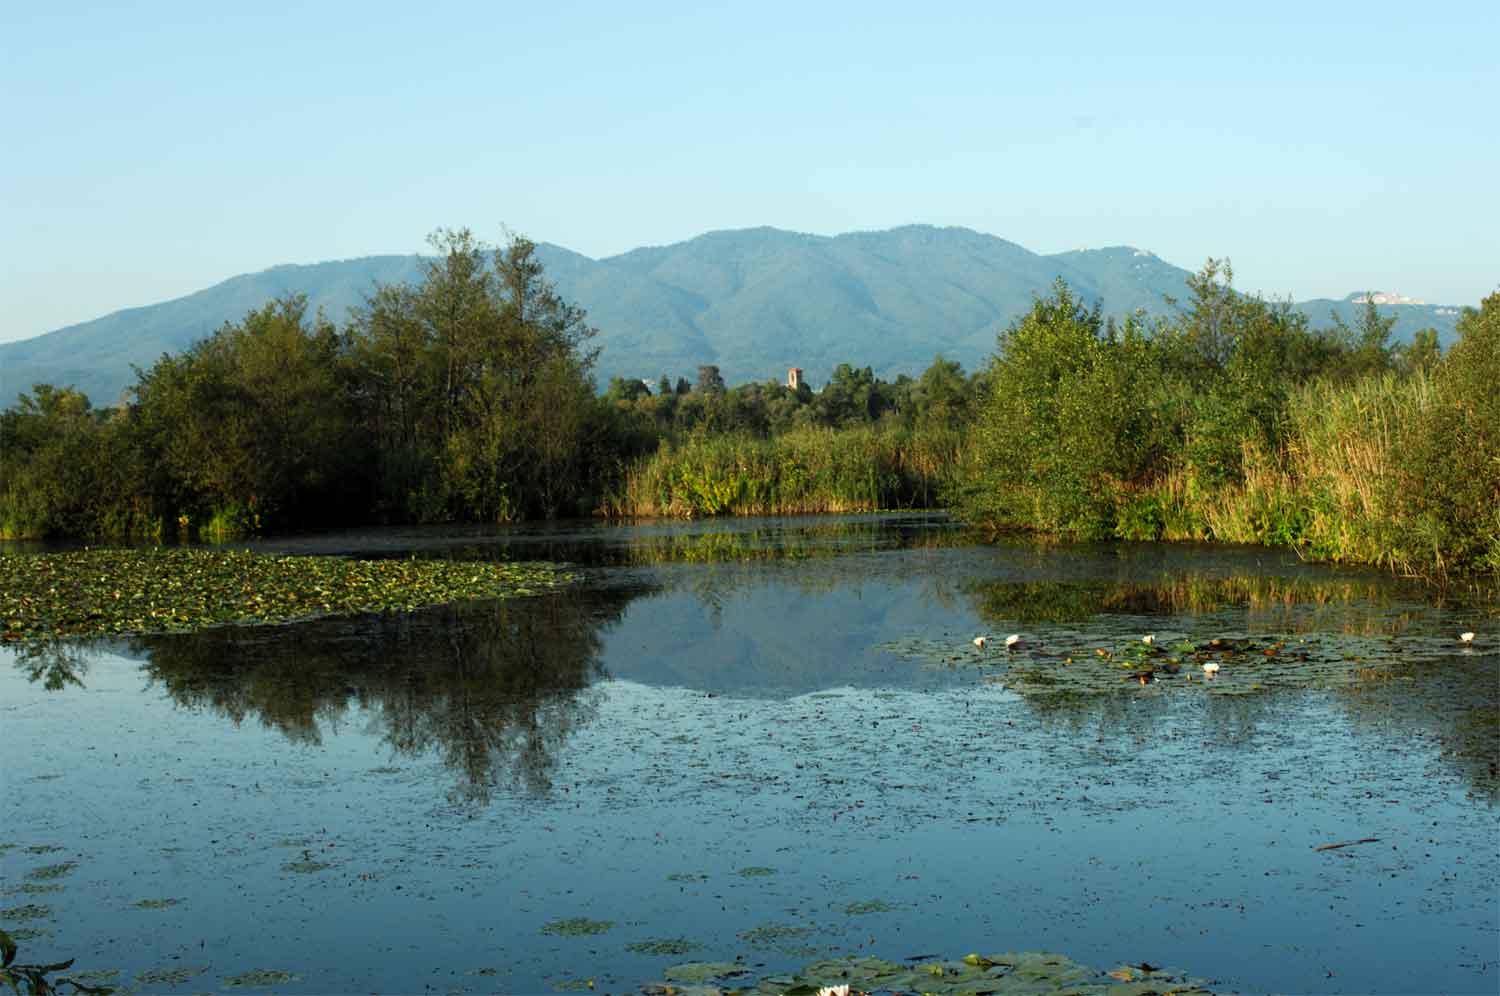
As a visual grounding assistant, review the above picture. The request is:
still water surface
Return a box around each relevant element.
[3,514,1496,993]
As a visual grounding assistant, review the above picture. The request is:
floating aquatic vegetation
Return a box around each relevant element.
[3,885,61,897]
[0,548,575,642]
[737,923,813,948]
[624,938,703,956]
[653,950,1214,995]
[540,917,614,936]
[26,863,75,881]
[136,965,205,984]
[662,961,750,983]
[881,625,1494,698]
[21,846,63,855]
[223,968,300,987]
[0,906,50,922]
[0,928,49,942]
[70,969,121,985]
[665,872,708,883]
[129,898,181,910]
[734,866,776,877]
[840,899,899,915]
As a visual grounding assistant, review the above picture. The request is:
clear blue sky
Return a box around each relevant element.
[4,0,1495,342]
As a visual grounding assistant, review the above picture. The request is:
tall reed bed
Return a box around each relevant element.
[1119,371,1490,580]
[605,424,965,518]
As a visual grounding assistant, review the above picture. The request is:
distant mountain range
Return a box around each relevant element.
[0,225,1466,406]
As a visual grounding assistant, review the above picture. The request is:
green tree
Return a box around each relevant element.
[696,364,725,394]
[349,229,601,521]
[1394,293,1500,574]
[1397,327,1442,375]
[131,295,360,533]
[959,281,1160,536]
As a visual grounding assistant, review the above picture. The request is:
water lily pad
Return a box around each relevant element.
[625,937,703,956]
[2,927,50,941]
[841,898,899,915]
[540,917,614,936]
[71,969,121,985]
[662,961,747,983]
[0,548,575,642]
[224,968,300,987]
[738,923,813,948]
[137,965,207,984]
[0,904,51,922]
[26,862,75,880]
[131,897,182,910]
[734,866,776,877]
[3,884,61,896]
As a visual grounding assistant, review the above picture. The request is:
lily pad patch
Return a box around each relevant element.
[223,969,300,987]
[0,548,575,642]
[540,917,615,936]
[662,961,749,983]
[131,897,183,910]
[624,938,703,956]
[137,965,207,985]
[734,866,776,877]
[3,885,61,897]
[26,863,75,880]
[0,904,51,922]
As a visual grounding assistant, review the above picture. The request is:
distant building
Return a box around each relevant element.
[787,367,803,390]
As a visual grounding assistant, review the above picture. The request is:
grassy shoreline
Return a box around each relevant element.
[604,424,965,518]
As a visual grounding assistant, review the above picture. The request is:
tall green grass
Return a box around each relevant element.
[605,424,965,518]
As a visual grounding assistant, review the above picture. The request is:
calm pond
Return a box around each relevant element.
[3,514,1497,994]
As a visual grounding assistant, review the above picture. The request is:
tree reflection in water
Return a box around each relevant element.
[126,586,642,803]
[13,639,92,691]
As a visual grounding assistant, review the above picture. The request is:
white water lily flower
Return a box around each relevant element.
[1459,631,1476,644]
[973,636,987,649]
[817,986,851,996]
[1005,633,1022,649]
[1203,661,1221,676]
[1142,634,1155,645]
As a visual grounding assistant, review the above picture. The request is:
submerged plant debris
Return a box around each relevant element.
[0,548,574,641]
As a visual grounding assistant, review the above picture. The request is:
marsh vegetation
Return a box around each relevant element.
[3,230,1494,583]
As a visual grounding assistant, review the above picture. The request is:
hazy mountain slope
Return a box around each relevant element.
[1,227,1465,406]
[0,255,428,406]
